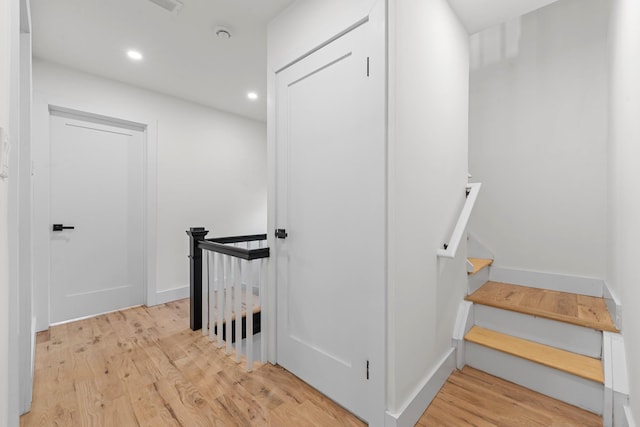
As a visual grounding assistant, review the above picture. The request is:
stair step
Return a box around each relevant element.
[465,326,604,383]
[466,281,618,332]
[473,304,602,358]
[467,257,493,275]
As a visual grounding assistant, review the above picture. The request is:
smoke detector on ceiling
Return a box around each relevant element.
[146,0,183,14]
[214,26,232,39]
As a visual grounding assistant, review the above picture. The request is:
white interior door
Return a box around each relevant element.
[49,112,144,323]
[275,22,385,422]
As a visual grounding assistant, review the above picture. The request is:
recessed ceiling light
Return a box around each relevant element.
[127,50,143,61]
[247,92,258,100]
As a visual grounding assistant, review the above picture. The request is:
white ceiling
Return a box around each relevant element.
[31,0,562,122]
[31,0,295,122]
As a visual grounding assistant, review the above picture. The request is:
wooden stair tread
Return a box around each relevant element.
[467,258,493,275]
[465,326,604,384]
[466,281,618,332]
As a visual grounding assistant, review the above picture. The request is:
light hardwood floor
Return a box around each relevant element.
[21,299,365,427]
[22,299,603,426]
[417,367,603,426]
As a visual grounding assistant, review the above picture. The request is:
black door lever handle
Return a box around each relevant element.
[52,224,75,231]
[275,228,288,239]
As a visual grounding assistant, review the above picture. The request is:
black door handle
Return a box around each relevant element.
[275,228,288,239]
[52,224,75,231]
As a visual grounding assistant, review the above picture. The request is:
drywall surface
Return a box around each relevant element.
[448,0,561,34]
[608,0,640,422]
[468,0,609,278]
[32,59,267,312]
[387,0,469,414]
[0,0,11,422]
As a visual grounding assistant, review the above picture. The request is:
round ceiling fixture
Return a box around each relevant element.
[214,26,232,39]
[247,92,258,100]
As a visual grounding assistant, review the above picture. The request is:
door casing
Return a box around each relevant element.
[32,101,157,330]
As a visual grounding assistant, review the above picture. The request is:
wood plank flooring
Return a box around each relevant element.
[21,300,365,427]
[465,326,604,383]
[465,281,618,332]
[22,298,604,426]
[416,367,603,427]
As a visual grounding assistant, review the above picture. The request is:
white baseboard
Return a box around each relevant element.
[624,406,636,427]
[156,286,190,304]
[385,348,456,427]
[489,267,604,297]
[452,301,474,369]
[603,332,630,427]
[604,283,623,330]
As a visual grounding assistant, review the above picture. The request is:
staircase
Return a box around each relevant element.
[456,258,628,426]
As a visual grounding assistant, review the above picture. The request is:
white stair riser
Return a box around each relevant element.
[468,267,489,294]
[474,304,602,358]
[465,342,604,415]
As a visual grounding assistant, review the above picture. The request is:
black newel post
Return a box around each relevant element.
[186,227,209,331]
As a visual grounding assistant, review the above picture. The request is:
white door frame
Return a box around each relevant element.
[32,99,157,330]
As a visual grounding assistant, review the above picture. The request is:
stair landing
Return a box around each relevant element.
[417,367,603,427]
[466,281,618,332]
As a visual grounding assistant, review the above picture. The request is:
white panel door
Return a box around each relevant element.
[49,113,144,323]
[275,21,385,422]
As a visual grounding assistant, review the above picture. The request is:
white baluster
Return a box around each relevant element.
[225,254,233,356]
[234,257,243,363]
[202,250,209,337]
[208,251,216,342]
[245,255,254,372]
[260,242,267,364]
[216,252,224,349]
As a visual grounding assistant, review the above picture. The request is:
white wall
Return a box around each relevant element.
[0,0,11,421]
[32,59,267,327]
[1,0,22,424]
[387,0,469,415]
[608,0,640,423]
[468,0,609,278]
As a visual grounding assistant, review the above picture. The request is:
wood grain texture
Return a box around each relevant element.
[466,281,618,332]
[465,326,604,383]
[21,299,365,427]
[417,366,603,427]
[467,258,493,275]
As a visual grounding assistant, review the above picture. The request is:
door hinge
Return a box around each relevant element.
[366,360,370,380]
[366,57,370,77]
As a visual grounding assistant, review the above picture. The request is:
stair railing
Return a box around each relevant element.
[437,182,482,259]
[187,228,269,372]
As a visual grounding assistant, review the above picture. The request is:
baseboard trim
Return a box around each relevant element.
[624,406,636,427]
[385,348,456,427]
[156,286,190,304]
[603,283,622,330]
[489,267,604,297]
